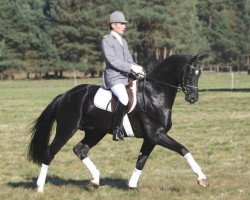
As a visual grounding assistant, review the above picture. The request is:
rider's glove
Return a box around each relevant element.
[131,64,146,79]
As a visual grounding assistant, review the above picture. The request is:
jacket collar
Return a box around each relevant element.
[111,31,123,46]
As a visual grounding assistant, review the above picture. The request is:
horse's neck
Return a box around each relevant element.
[138,56,188,109]
[144,62,182,109]
[138,79,177,110]
[152,81,177,109]
[149,65,177,86]
[149,56,186,83]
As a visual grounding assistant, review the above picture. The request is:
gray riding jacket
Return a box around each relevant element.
[101,33,135,88]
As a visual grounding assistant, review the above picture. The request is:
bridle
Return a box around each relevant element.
[179,63,199,95]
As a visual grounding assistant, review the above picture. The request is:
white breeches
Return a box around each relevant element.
[111,84,129,106]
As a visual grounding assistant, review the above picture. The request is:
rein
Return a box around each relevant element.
[140,74,183,91]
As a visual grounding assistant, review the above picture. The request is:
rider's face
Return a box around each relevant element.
[111,22,126,35]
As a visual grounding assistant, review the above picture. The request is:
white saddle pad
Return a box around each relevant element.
[93,80,137,137]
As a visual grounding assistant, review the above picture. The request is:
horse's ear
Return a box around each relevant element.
[197,53,209,62]
[189,55,198,64]
[189,54,208,64]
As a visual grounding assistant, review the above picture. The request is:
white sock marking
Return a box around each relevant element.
[184,153,206,180]
[83,157,100,185]
[128,168,142,188]
[37,164,49,192]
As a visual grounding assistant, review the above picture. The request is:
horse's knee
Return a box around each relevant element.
[73,142,90,160]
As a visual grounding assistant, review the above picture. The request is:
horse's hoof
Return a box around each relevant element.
[197,179,209,188]
[37,186,44,193]
[129,186,138,190]
[91,180,99,188]
[128,183,138,190]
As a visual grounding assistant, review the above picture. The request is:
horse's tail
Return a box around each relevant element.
[28,94,62,165]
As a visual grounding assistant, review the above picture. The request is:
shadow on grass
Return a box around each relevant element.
[7,176,129,191]
[101,177,128,189]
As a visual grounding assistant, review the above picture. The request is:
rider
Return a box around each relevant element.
[101,11,145,141]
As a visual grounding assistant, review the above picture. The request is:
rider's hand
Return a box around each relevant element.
[131,64,146,78]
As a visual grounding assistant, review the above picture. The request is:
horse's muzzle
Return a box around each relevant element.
[185,93,199,104]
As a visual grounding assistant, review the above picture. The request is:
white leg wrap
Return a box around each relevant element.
[83,157,100,185]
[184,153,206,180]
[128,168,142,188]
[37,164,49,192]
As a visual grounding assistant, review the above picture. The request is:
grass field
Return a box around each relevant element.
[0,72,249,200]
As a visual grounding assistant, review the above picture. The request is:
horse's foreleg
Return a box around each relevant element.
[184,152,208,187]
[153,133,208,187]
[128,140,155,188]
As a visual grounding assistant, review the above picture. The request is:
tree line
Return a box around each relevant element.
[0,0,249,79]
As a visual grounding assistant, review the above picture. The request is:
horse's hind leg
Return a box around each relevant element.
[37,124,78,192]
[73,130,106,187]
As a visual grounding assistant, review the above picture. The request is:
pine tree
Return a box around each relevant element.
[0,0,248,77]
[0,0,59,78]
[197,0,249,68]
[42,0,113,76]
[124,0,209,69]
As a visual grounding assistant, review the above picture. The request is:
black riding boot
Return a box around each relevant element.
[112,101,127,141]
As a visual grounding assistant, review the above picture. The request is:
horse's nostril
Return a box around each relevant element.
[189,98,196,104]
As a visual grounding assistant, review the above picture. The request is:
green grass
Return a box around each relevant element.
[0,73,249,200]
[199,71,250,89]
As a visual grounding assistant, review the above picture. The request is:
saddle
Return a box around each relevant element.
[93,78,137,137]
[94,77,137,113]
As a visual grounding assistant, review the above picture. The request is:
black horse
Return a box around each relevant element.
[28,54,208,192]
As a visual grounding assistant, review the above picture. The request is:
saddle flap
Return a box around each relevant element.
[94,87,112,111]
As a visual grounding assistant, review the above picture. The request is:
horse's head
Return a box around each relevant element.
[180,54,208,104]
